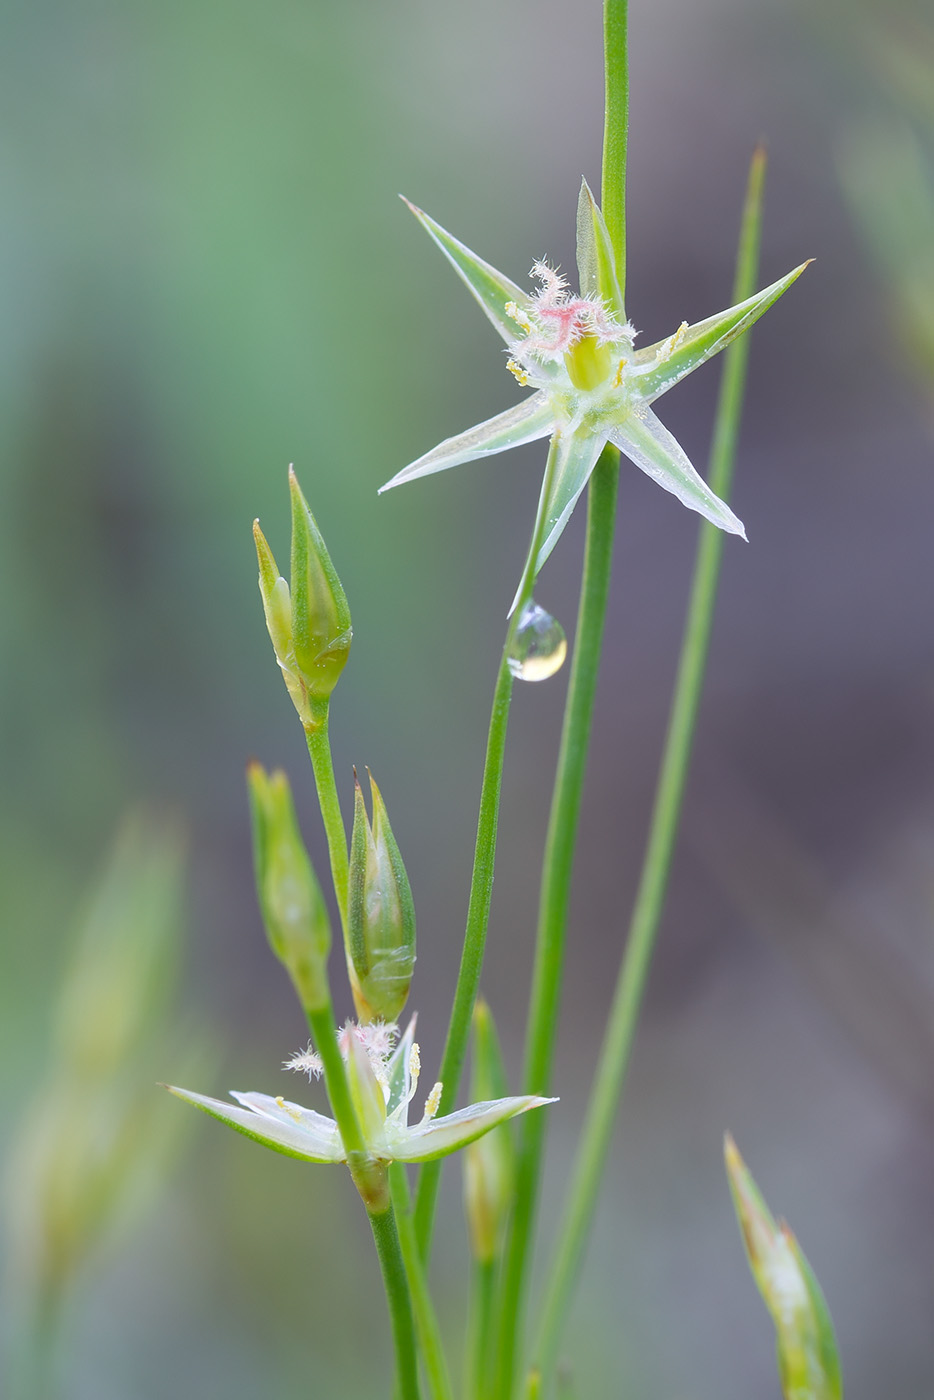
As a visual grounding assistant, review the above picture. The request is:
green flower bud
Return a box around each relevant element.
[289,467,352,701]
[347,769,416,1024]
[463,997,514,1263]
[253,469,352,731]
[248,763,332,1012]
[725,1134,843,1400]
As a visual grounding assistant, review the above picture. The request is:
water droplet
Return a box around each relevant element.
[507,601,567,682]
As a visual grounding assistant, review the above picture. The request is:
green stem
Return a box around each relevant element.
[305,700,349,930]
[493,448,620,1400]
[602,0,629,296]
[530,145,768,1384]
[306,1001,366,1161]
[412,434,564,1257]
[390,1164,455,1400]
[465,1259,498,1400]
[369,1199,423,1400]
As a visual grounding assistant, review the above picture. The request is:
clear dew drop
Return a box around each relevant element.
[507,601,568,682]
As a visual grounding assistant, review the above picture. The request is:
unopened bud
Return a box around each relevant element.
[725,1134,842,1400]
[289,467,352,701]
[248,763,332,1012]
[253,469,352,730]
[463,998,514,1263]
[347,770,416,1024]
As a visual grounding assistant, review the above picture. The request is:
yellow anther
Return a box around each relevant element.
[275,1095,303,1123]
[409,1042,421,1094]
[657,320,688,364]
[506,357,530,386]
[613,358,627,388]
[423,1081,443,1122]
[505,301,532,333]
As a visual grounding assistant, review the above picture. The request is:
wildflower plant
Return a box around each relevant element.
[165,3,842,1399]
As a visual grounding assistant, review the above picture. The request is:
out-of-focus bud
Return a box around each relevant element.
[253,468,352,730]
[725,1134,843,1400]
[346,770,416,1024]
[248,763,332,1012]
[464,998,514,1263]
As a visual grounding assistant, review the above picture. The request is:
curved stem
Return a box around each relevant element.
[413,435,564,1257]
[530,145,768,1385]
[369,1198,423,1400]
[492,447,620,1400]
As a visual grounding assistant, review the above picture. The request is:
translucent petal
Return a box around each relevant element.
[508,426,606,615]
[379,394,554,493]
[230,1091,339,1140]
[165,1085,344,1163]
[345,1032,388,1143]
[609,404,746,538]
[385,1017,419,1125]
[631,262,810,402]
[402,198,532,346]
[392,1095,556,1164]
[576,179,625,317]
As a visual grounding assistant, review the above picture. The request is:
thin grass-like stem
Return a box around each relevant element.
[530,145,768,1386]
[412,435,564,1257]
[390,1164,455,1400]
[305,702,350,931]
[492,447,620,1400]
[465,1257,498,1400]
[602,0,629,295]
[369,1198,423,1400]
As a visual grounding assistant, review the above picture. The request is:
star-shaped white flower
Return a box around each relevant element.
[166,1018,553,1166]
[380,182,808,599]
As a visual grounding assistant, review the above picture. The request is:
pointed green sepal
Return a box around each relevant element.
[347,769,416,1024]
[725,1134,843,1400]
[463,998,515,1262]
[247,762,332,1012]
[402,197,534,348]
[576,179,625,318]
[633,262,812,402]
[288,467,353,704]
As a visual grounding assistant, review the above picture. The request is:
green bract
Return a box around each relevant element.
[381,182,808,607]
[254,468,352,727]
[247,762,332,1013]
[167,1018,554,1168]
[725,1134,843,1400]
[348,769,417,1026]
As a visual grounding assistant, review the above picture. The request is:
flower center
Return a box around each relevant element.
[564,334,615,391]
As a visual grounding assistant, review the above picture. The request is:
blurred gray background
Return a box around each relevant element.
[1,0,932,1395]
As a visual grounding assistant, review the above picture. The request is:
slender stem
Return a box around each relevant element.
[305,700,349,930]
[369,1199,423,1400]
[412,435,564,1257]
[465,1259,498,1400]
[530,146,768,1384]
[390,1164,455,1400]
[306,1001,366,1160]
[602,0,629,296]
[493,448,620,1400]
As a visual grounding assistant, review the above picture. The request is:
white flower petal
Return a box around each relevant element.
[391,1095,556,1163]
[166,1085,344,1163]
[380,394,554,493]
[609,404,746,538]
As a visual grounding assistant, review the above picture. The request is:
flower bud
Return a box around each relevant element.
[289,467,352,701]
[253,469,352,730]
[347,769,416,1024]
[463,998,514,1263]
[725,1134,842,1400]
[248,763,332,1012]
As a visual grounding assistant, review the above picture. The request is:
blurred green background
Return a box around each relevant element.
[1,0,933,1395]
